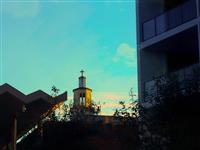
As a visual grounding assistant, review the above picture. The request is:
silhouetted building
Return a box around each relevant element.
[73,70,92,108]
[136,0,200,105]
[0,83,67,150]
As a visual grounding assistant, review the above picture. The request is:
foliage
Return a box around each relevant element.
[139,65,200,150]
[49,85,60,121]
[114,88,139,118]
[49,84,102,122]
[67,101,101,122]
[39,121,139,150]
[51,85,60,97]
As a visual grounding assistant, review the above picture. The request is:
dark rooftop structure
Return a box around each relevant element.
[0,83,67,149]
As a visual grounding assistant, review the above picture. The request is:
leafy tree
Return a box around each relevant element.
[114,88,139,118]
[51,85,60,97]
[68,101,101,122]
[49,85,60,121]
[139,65,200,150]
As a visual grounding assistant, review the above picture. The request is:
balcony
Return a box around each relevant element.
[142,0,197,41]
[144,64,200,104]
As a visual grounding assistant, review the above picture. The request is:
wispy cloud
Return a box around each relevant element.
[94,91,129,101]
[113,43,137,67]
[101,102,132,108]
[100,99,136,116]
[4,1,40,18]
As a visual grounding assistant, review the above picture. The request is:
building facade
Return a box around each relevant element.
[73,70,92,108]
[136,0,200,103]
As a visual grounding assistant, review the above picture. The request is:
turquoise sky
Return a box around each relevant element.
[1,0,137,115]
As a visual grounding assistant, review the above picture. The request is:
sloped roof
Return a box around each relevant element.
[52,92,68,104]
[0,83,67,147]
[0,83,26,102]
[27,90,52,103]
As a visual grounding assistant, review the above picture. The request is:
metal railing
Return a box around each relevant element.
[144,63,200,102]
[142,0,197,41]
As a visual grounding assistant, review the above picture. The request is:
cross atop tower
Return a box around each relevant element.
[80,70,84,76]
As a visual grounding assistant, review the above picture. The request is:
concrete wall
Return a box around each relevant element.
[85,90,92,108]
[73,89,92,108]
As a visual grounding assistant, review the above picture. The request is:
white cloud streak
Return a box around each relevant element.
[94,91,129,101]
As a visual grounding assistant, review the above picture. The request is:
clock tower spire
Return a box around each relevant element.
[73,70,92,108]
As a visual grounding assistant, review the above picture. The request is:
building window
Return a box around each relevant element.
[143,19,156,41]
[182,0,197,23]
[168,6,182,29]
[83,97,85,105]
[142,0,197,41]
[156,13,168,34]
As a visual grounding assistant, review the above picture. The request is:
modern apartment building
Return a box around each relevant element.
[136,0,200,103]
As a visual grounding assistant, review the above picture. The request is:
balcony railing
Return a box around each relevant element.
[144,63,200,103]
[142,0,197,41]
